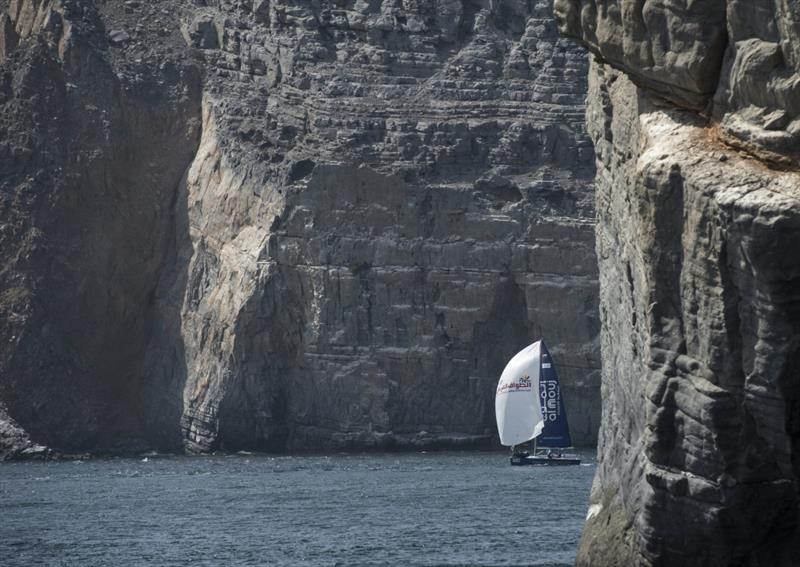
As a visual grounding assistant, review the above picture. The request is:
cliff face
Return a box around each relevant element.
[0,0,203,455]
[555,1,800,565]
[0,0,600,457]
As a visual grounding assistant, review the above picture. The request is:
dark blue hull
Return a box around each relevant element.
[510,454,581,466]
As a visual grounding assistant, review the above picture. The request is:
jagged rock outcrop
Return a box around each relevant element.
[0,0,600,456]
[555,1,800,565]
[0,403,49,460]
[555,0,800,164]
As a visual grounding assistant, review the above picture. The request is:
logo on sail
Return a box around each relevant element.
[539,379,560,421]
[496,374,532,395]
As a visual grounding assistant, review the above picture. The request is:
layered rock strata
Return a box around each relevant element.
[145,0,601,453]
[0,0,601,457]
[555,1,800,565]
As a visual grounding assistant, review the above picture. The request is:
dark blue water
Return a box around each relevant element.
[0,451,594,566]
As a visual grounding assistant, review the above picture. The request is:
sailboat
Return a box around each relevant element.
[495,339,581,466]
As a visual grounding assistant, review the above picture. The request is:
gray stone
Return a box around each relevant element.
[108,29,130,44]
[0,0,203,454]
[557,2,800,564]
[553,0,728,110]
[252,0,269,24]
[181,15,219,50]
[0,405,50,461]
[0,13,19,62]
[154,0,602,453]
[0,0,601,456]
[556,0,800,164]
[714,2,800,163]
[575,56,800,567]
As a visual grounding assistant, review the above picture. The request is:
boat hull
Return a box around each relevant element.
[510,454,581,466]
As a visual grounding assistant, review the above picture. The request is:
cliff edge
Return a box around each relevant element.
[555,1,800,565]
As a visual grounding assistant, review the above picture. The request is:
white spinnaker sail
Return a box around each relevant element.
[495,341,544,446]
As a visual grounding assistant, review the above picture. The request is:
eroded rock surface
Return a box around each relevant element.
[557,2,800,565]
[0,0,601,455]
[0,0,202,452]
[556,0,800,165]
[151,0,601,453]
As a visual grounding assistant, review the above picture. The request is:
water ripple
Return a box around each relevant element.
[0,451,594,566]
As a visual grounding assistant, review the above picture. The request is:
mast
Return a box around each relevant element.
[534,341,541,456]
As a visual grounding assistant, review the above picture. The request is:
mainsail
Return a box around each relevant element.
[495,341,544,446]
[536,340,572,448]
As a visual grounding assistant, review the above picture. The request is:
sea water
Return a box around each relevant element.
[0,451,595,566]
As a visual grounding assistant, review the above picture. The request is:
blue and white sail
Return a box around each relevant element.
[495,339,572,448]
[495,342,544,446]
[536,340,572,448]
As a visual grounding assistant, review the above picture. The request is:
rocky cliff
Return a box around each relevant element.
[555,1,800,565]
[0,0,600,458]
[0,0,203,456]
